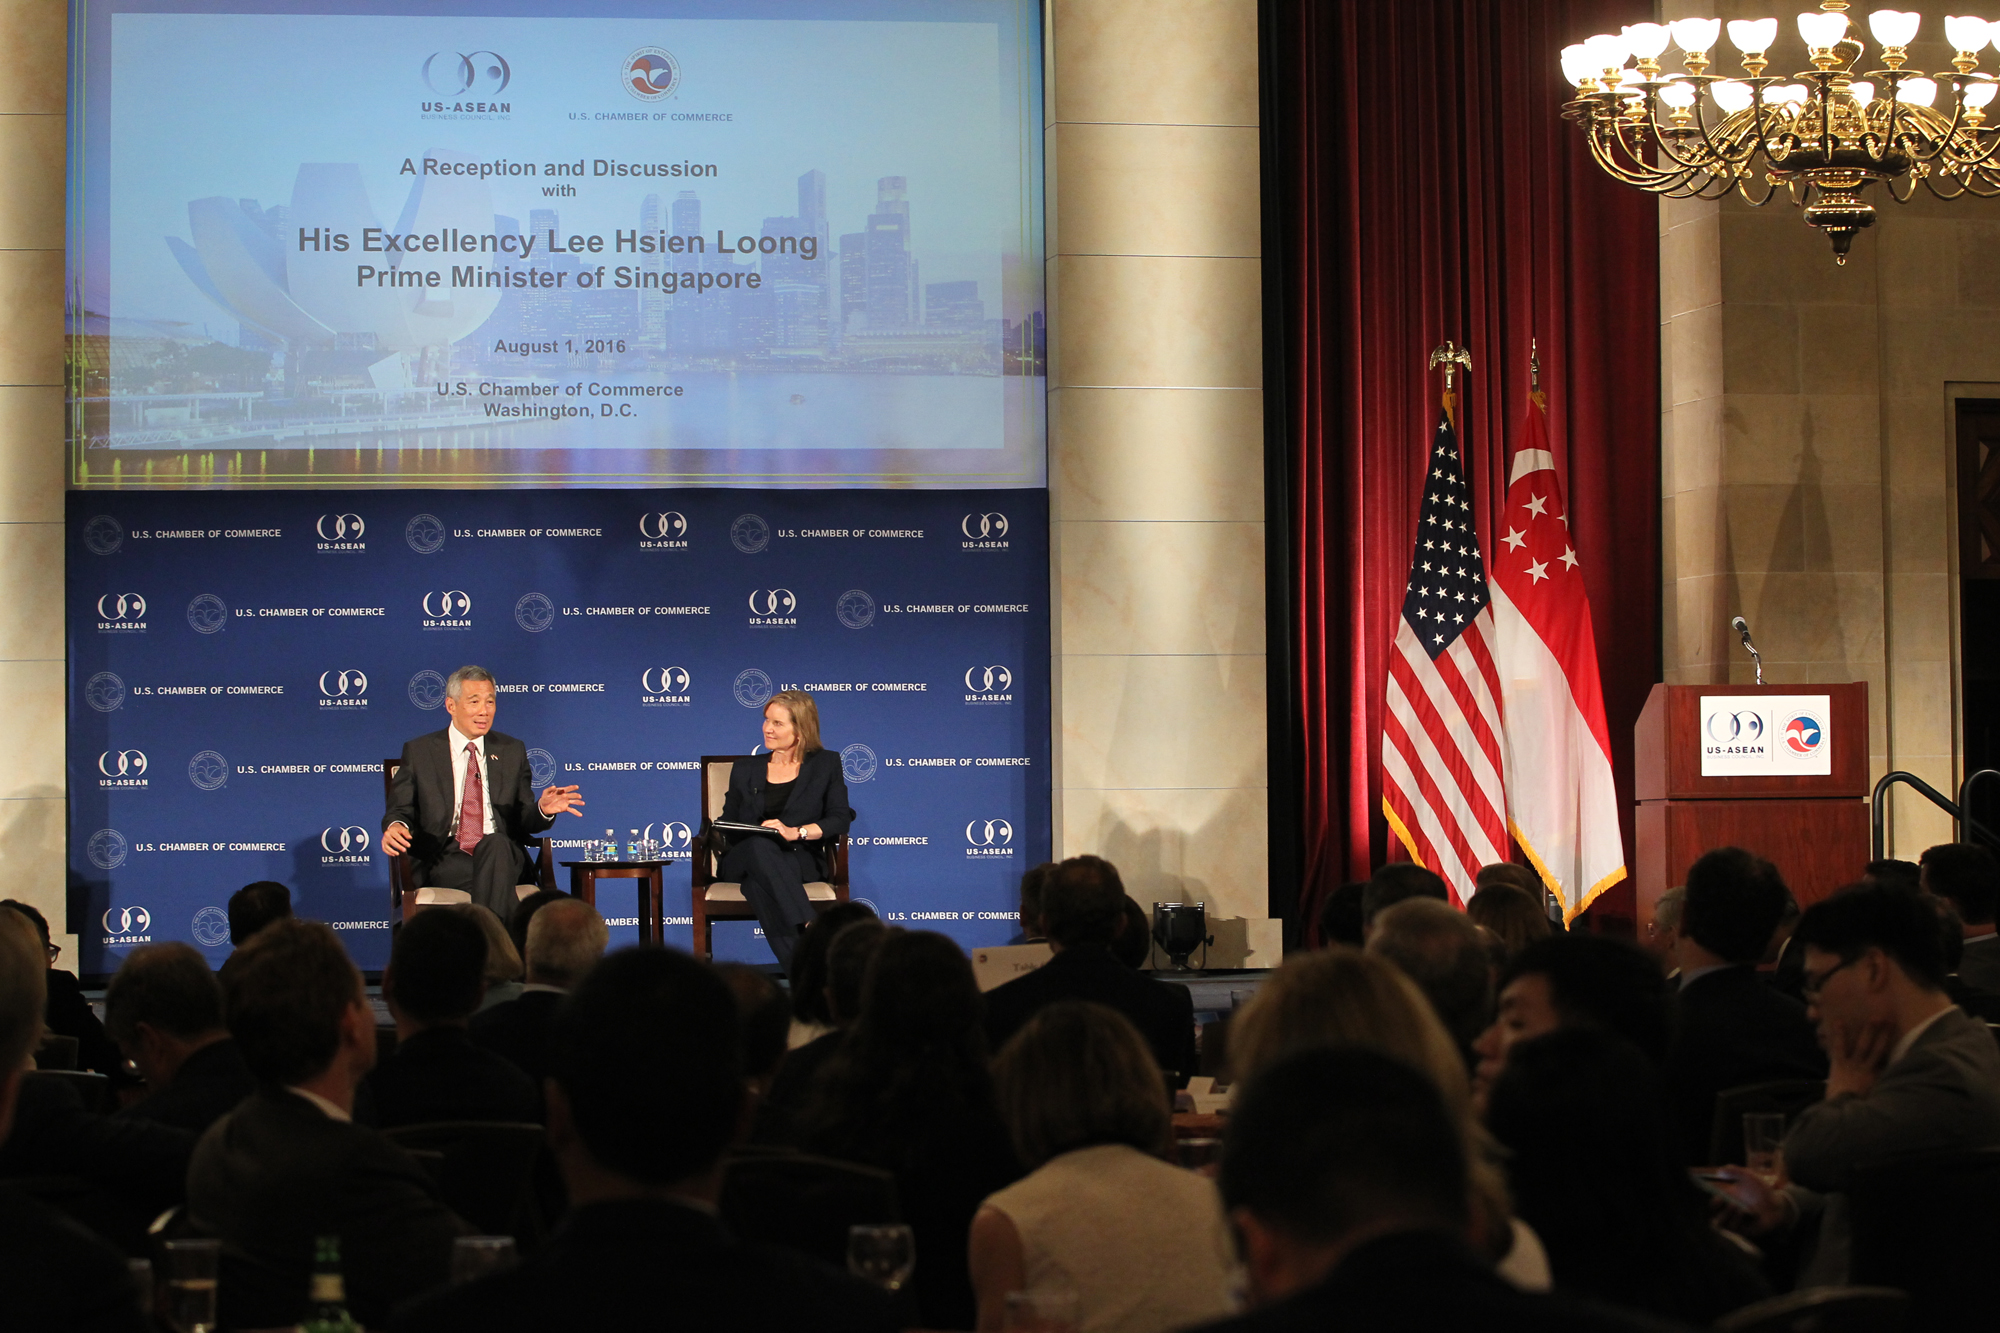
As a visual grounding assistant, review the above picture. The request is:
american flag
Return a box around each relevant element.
[1381,408,1510,904]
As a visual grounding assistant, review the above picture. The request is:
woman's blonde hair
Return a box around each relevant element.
[766,690,822,754]
[1229,947,1514,1254]
[993,1001,1173,1169]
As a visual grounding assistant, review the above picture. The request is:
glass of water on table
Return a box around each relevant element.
[847,1223,915,1292]
[1743,1112,1787,1184]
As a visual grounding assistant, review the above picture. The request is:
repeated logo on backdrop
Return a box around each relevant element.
[68,490,1049,973]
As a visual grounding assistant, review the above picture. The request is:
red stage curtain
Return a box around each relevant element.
[1262,0,1660,930]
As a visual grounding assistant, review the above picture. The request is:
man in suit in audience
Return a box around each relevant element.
[363,908,538,1129]
[1191,1047,1679,1332]
[1471,933,1673,1114]
[188,919,469,1329]
[1366,898,1492,1067]
[103,942,254,1135]
[1720,884,2000,1285]
[0,906,150,1331]
[393,946,900,1332]
[1360,863,1450,933]
[470,897,607,1089]
[1661,849,1826,1164]
[1920,843,2000,993]
[982,856,1198,1082]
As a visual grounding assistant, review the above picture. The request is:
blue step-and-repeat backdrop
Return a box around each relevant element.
[66,490,1049,974]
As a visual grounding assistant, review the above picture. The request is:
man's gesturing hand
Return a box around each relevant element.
[538,784,586,818]
[382,822,413,856]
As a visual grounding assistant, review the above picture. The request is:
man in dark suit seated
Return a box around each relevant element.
[188,920,470,1329]
[364,909,538,1129]
[1661,848,1826,1164]
[470,897,607,1091]
[0,906,149,1332]
[982,856,1198,1083]
[383,665,585,918]
[392,947,900,1333]
[104,942,255,1135]
[1920,843,2000,993]
[1191,1047,1678,1333]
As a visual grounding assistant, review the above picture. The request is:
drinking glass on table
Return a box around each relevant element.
[1003,1287,1082,1333]
[163,1238,220,1333]
[1743,1112,1788,1183]
[846,1224,916,1291]
[451,1236,519,1285]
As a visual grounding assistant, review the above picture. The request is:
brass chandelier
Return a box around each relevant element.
[1561,3,2000,262]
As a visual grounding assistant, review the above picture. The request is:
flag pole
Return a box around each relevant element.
[1428,341,1472,431]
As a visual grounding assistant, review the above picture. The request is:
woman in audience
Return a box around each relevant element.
[973,1002,1237,1333]
[797,930,1023,1330]
[1228,947,1549,1290]
[443,903,524,1011]
[1485,1028,1769,1323]
[785,899,879,1047]
[1466,880,1551,963]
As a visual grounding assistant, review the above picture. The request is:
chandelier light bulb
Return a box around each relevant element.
[1869,8,1923,44]
[1770,82,1811,105]
[1901,75,1940,104]
[1583,31,1630,70]
[1798,10,1850,48]
[1850,78,1878,104]
[1560,43,1594,86]
[1670,16,1724,51]
[1965,79,2000,106]
[1711,79,1758,111]
[1658,79,1701,108]
[1727,16,1781,52]
[1946,14,1992,50]
[1622,22,1674,58]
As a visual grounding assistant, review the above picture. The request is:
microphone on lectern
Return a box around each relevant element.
[1731,615,1764,686]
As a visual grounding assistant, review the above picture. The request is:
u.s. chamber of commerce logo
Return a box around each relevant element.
[84,515,124,555]
[85,672,126,713]
[186,594,228,634]
[320,826,370,864]
[641,667,692,706]
[965,664,1014,703]
[966,818,1015,857]
[98,750,148,788]
[188,751,228,792]
[86,828,128,870]
[730,513,771,554]
[515,592,555,632]
[643,821,694,853]
[405,513,448,554]
[841,743,878,784]
[962,512,1010,549]
[190,905,230,948]
[624,46,681,101]
[639,511,689,549]
[317,513,366,551]
[408,670,447,710]
[836,589,876,630]
[320,669,368,708]
[102,905,150,944]
[733,668,774,709]
[527,748,557,789]
[1785,714,1825,755]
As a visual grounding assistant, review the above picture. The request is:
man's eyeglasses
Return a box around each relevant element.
[1802,954,1860,1000]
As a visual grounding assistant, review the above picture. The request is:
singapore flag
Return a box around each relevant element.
[1485,395,1627,922]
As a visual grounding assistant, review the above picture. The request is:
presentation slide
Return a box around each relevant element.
[67,0,1045,488]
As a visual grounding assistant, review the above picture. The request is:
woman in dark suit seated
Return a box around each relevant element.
[718,690,855,970]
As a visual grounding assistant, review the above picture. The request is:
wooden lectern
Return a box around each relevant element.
[1634,682,1870,928]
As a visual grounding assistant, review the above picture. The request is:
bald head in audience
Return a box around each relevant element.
[524,898,609,989]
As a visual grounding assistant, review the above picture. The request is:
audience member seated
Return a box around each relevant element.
[0,907,148,1332]
[983,856,1198,1084]
[0,900,123,1077]
[104,942,254,1134]
[1314,881,1367,948]
[1366,898,1493,1065]
[1863,858,1921,891]
[188,919,469,1328]
[1359,863,1449,933]
[1016,860,1055,944]
[1920,843,2000,993]
[1487,1029,1768,1322]
[506,888,564,964]
[1466,879,1552,964]
[363,908,538,1129]
[1191,1048,1675,1333]
[218,880,291,986]
[470,898,608,1088]
[1660,848,1825,1165]
[1227,947,1547,1290]
[446,903,525,1011]
[1643,886,1685,976]
[973,1001,1238,1333]
[717,963,794,1107]
[394,947,899,1332]
[1111,895,1152,969]
[1719,883,2000,1287]
[798,930,1023,1330]
[1472,933,1672,1113]
[757,918,888,1143]
[784,900,880,1048]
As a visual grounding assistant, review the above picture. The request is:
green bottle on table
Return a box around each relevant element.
[301,1234,358,1333]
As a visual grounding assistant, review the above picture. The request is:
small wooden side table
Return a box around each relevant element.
[561,859,680,945]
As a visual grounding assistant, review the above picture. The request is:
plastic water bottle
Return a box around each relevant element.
[601,829,618,862]
[627,829,642,859]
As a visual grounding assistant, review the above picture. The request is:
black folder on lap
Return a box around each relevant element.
[714,819,785,836]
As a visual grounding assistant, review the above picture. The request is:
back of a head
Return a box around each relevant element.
[1229,947,1467,1105]
[1920,843,2000,926]
[716,963,792,1081]
[227,881,292,946]
[223,919,362,1085]
[388,908,488,1024]
[1110,895,1151,969]
[1795,881,1948,990]
[105,942,224,1045]
[0,900,51,951]
[1501,934,1673,1064]
[824,918,891,1025]
[443,903,523,986]
[551,948,741,1186]
[1362,863,1449,926]
[0,908,47,1076]
[1018,861,1056,938]
[788,900,879,1024]
[1865,858,1922,893]
[1652,886,1686,933]
[1681,847,1791,964]
[1221,1047,1469,1245]
[1040,855,1127,950]
[1927,893,1966,972]
[993,1001,1170,1169]
[524,898,609,987]
[1464,883,1551,961]
[1475,862,1542,898]
[854,930,985,1053]
[508,889,565,962]
[1366,898,1493,1051]
[1316,881,1368,947]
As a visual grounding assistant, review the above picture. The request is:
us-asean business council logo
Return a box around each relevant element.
[1703,708,1767,757]
[84,515,124,556]
[841,743,878,784]
[965,665,1014,704]
[643,821,695,854]
[733,669,774,709]
[421,590,472,630]
[423,49,511,97]
[836,590,876,629]
[641,667,692,707]
[639,511,689,550]
[86,828,128,870]
[406,513,448,554]
[102,905,151,946]
[409,670,448,710]
[515,592,555,633]
[320,670,369,709]
[730,513,771,554]
[188,751,228,792]
[966,818,1015,858]
[98,750,148,789]
[962,512,1010,550]
[186,594,228,634]
[96,593,147,633]
[320,825,371,864]
[85,672,126,713]
[190,906,231,948]
[317,513,366,552]
[624,46,681,101]
[748,588,796,627]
